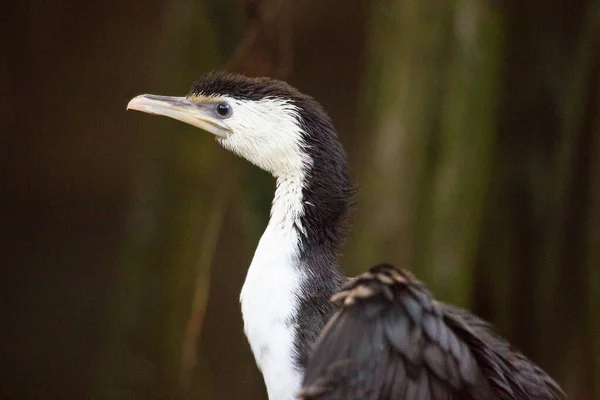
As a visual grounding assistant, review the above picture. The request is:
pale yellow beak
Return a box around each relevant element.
[127,94,231,138]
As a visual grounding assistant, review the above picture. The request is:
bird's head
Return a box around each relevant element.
[128,72,341,178]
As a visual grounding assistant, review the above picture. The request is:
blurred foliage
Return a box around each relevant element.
[2,0,599,399]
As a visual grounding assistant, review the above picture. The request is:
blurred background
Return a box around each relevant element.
[3,0,599,398]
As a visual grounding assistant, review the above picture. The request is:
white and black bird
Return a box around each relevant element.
[127,72,564,400]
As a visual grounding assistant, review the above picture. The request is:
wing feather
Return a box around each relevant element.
[298,264,564,400]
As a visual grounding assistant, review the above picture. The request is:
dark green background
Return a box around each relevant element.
[3,1,599,399]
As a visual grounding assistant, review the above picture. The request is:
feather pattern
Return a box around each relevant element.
[299,264,565,400]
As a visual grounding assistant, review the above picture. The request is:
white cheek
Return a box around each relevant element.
[219,97,311,177]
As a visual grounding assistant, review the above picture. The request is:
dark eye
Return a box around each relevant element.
[215,102,232,118]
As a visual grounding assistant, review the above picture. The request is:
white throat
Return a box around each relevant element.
[240,174,307,400]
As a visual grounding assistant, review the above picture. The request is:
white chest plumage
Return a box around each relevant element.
[240,177,307,400]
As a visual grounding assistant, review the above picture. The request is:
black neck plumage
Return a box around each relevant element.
[290,102,353,370]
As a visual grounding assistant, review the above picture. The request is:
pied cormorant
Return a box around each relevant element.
[127,72,564,400]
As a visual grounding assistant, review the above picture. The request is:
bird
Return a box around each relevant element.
[127,72,564,400]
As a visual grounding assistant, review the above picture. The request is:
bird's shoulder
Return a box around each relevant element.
[298,264,564,400]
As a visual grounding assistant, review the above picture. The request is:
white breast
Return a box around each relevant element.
[240,224,304,400]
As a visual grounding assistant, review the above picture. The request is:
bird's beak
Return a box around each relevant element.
[127,94,231,138]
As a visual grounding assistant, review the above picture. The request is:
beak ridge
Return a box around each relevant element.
[127,94,230,138]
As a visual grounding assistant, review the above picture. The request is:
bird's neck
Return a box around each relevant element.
[241,161,351,400]
[269,174,307,234]
[271,169,350,259]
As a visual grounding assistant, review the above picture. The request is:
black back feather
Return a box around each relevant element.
[299,264,565,400]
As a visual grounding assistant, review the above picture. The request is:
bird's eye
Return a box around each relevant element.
[215,102,232,118]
